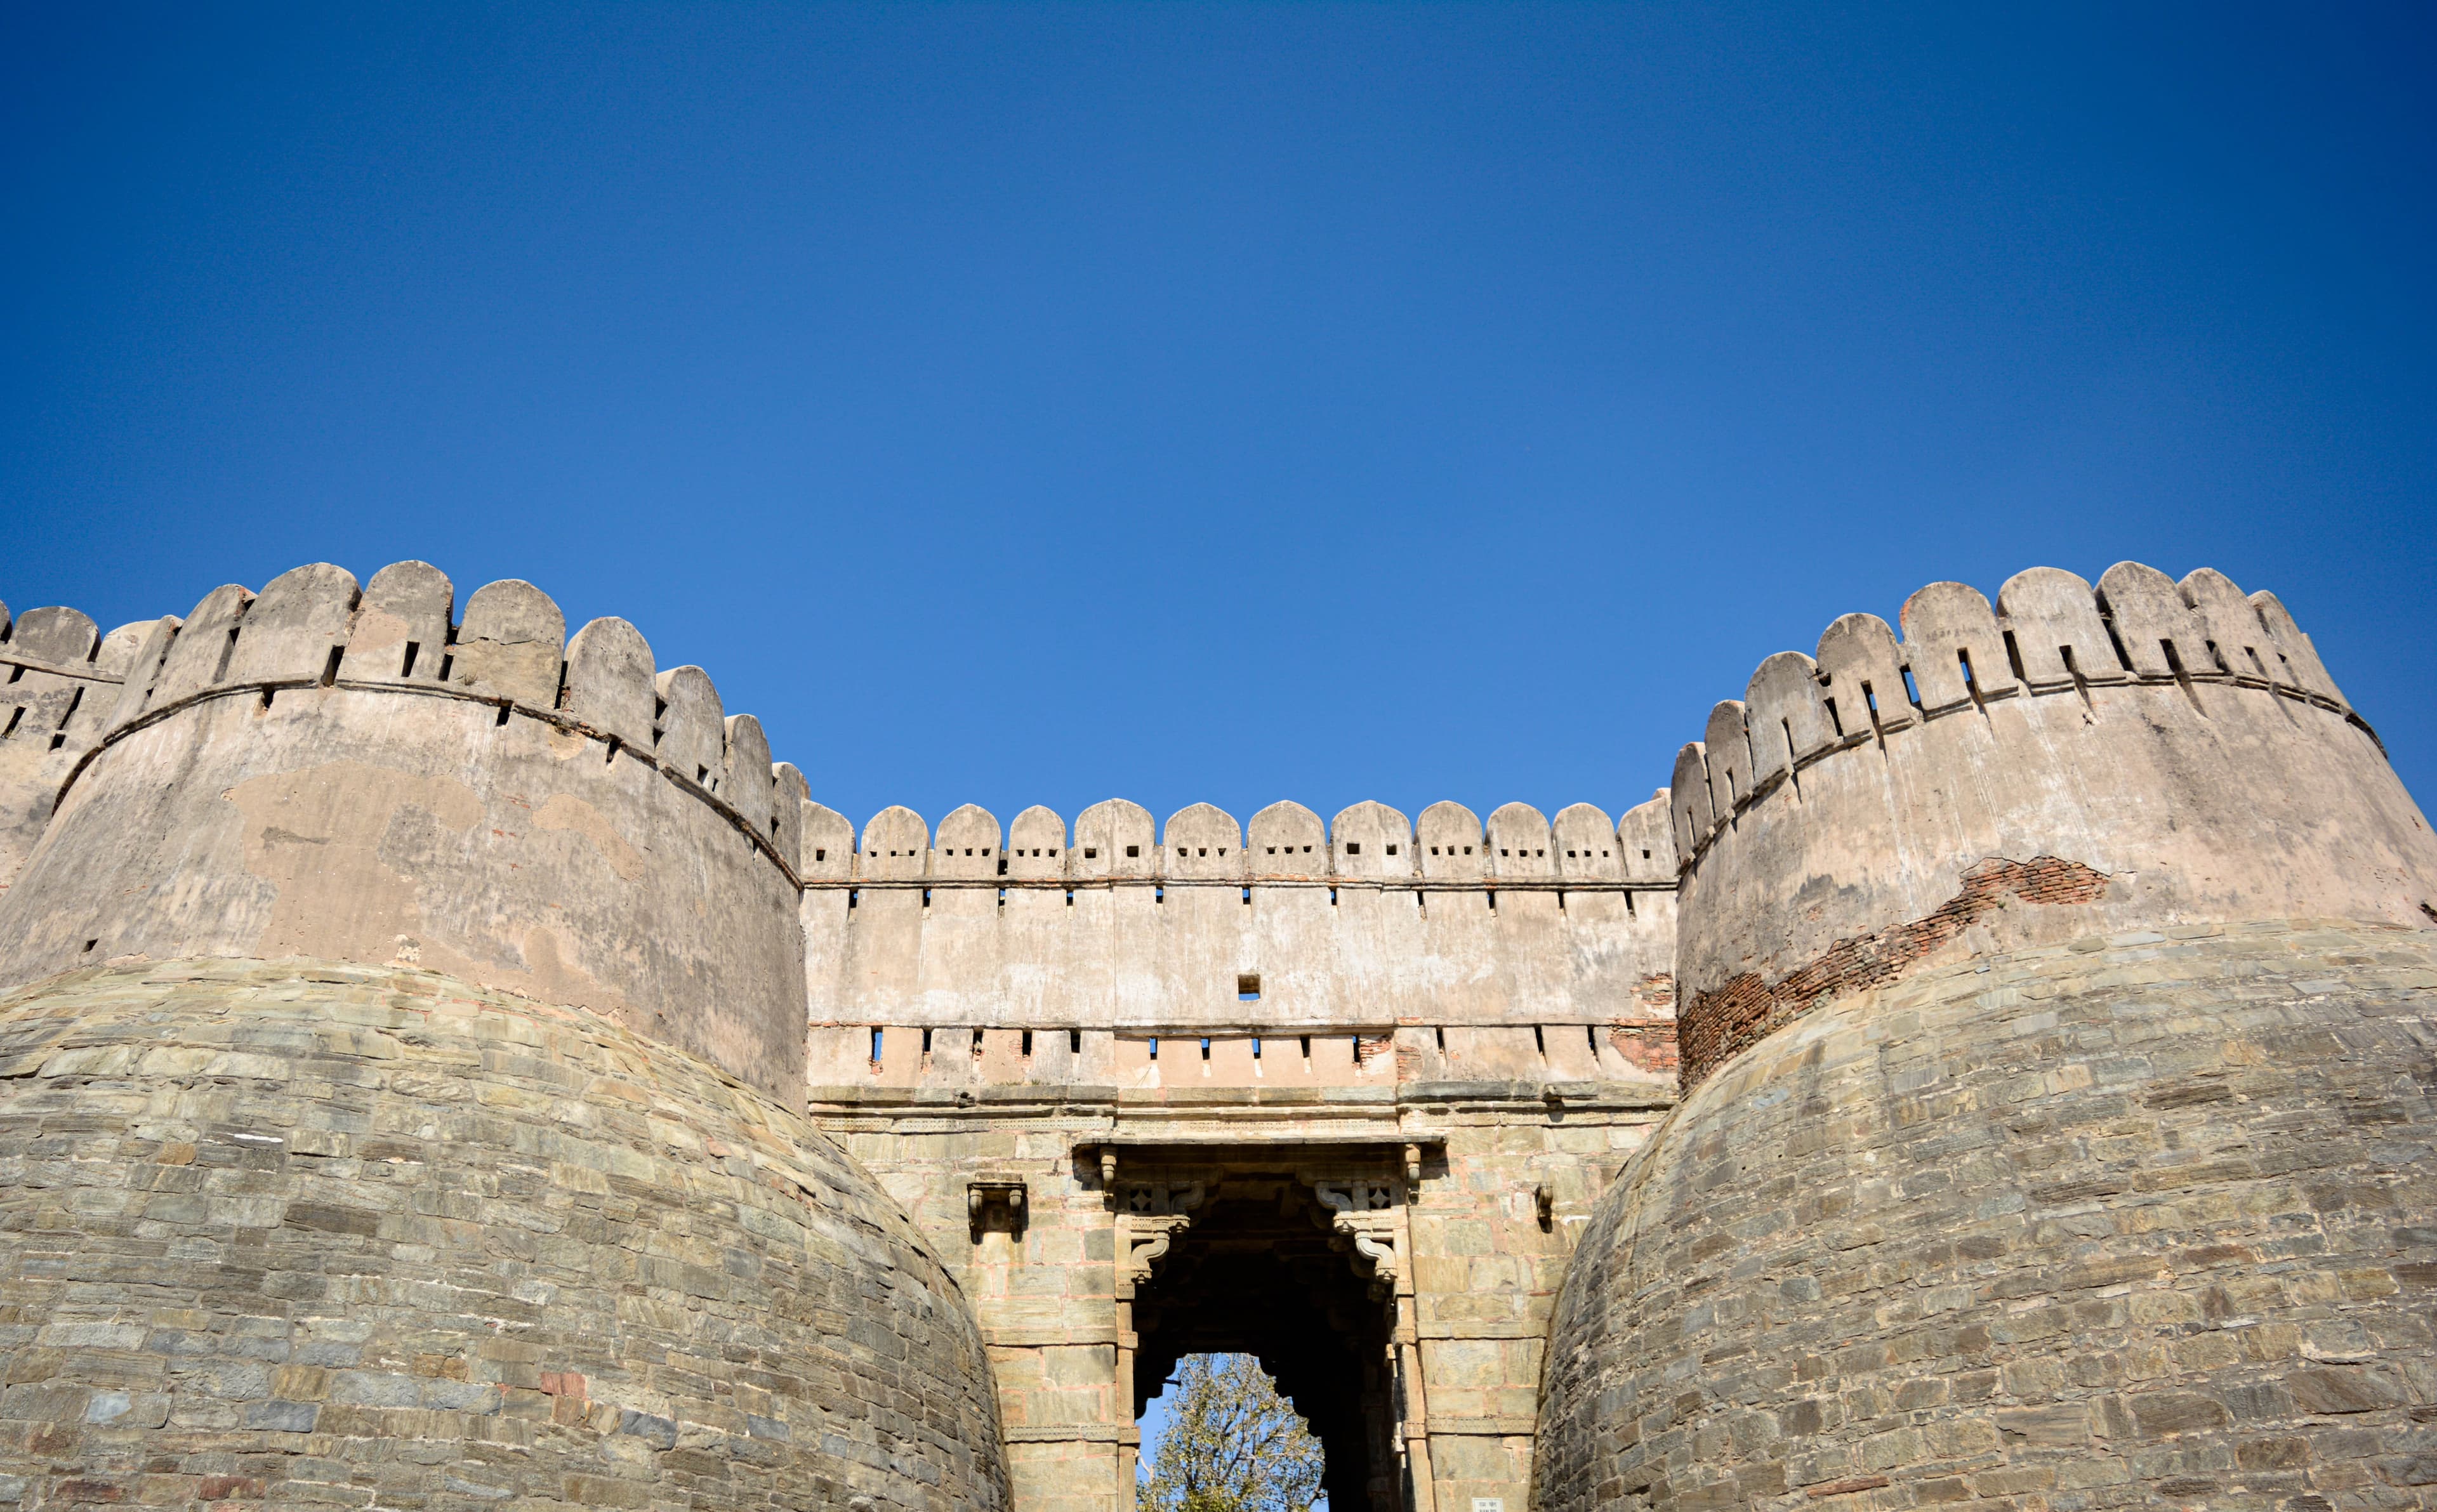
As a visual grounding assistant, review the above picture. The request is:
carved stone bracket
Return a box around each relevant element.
[967,1178,1027,1243]
[1304,1176,1403,1299]
[1120,1214,1192,1291]
[1116,1180,1205,1292]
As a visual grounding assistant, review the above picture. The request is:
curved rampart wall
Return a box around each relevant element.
[1667,562,2437,1085]
[0,562,810,1102]
[802,793,1681,1091]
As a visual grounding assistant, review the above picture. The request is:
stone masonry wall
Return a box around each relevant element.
[0,958,1009,1511]
[1535,921,2437,1511]
[1405,1086,1674,1511]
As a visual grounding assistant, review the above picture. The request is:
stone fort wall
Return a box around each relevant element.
[4,553,2433,1512]
[0,562,1010,1509]
[1535,922,2437,1511]
[794,794,1687,1512]
[1537,563,2437,1511]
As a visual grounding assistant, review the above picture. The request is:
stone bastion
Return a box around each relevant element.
[0,563,1008,1511]
[0,555,2430,1512]
[1540,566,2437,1511]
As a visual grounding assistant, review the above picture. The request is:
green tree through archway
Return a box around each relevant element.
[1140,1353,1326,1512]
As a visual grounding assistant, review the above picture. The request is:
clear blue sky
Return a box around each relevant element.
[6,4,2432,831]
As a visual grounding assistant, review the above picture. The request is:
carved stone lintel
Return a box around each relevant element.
[1121,1180,1204,1217]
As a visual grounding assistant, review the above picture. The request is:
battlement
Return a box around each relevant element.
[796,793,1679,886]
[801,794,1681,1091]
[13,555,2430,1107]
[0,562,809,1099]
[0,600,156,888]
[1664,560,2437,1084]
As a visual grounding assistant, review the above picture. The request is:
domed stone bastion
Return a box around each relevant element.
[1536,566,2437,1509]
[0,563,1009,1511]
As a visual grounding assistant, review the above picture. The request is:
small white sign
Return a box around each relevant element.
[1472,1501,1505,1512]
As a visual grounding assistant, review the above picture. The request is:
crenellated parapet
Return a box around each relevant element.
[801,793,1681,1093]
[1665,560,2437,1084]
[0,600,157,888]
[0,562,810,1100]
[798,791,1679,886]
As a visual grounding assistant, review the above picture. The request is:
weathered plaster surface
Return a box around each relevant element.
[0,565,808,1102]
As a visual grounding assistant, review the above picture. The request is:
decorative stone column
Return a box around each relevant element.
[1111,1167,1205,1510]
[1305,1174,1436,1512]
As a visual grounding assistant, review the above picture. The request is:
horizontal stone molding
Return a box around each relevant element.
[0,647,124,683]
[812,1019,1676,1091]
[982,1327,1123,1350]
[1427,1417,1538,1437]
[1002,1424,1135,1444]
[803,1082,1673,1121]
[807,876,1674,893]
[1415,1321,1547,1340]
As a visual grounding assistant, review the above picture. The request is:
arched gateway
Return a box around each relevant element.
[803,792,1679,1512]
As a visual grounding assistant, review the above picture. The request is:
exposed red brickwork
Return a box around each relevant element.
[1606,1018,1679,1074]
[1679,855,2110,1088]
[1632,971,1675,1014]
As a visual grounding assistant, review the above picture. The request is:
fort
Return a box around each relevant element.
[0,556,2429,1511]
